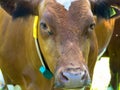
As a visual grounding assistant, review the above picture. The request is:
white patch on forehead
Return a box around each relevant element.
[56,0,77,11]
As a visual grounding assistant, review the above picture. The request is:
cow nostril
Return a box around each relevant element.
[60,72,69,82]
[81,70,86,80]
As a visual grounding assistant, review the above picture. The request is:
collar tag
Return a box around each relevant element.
[39,66,53,79]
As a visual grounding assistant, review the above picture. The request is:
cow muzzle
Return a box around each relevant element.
[54,43,91,89]
[54,66,91,89]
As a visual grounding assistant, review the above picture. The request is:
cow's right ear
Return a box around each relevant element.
[0,0,41,18]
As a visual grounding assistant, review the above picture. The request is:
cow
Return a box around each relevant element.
[0,0,120,90]
[103,18,120,90]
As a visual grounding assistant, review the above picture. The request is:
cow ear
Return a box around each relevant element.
[106,0,120,7]
[92,1,120,19]
[0,0,41,18]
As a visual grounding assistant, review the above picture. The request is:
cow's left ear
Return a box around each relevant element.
[91,1,120,19]
[0,0,41,18]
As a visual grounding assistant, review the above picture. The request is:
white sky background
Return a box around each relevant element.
[56,0,77,10]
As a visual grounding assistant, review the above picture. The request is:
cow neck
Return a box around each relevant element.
[33,16,53,80]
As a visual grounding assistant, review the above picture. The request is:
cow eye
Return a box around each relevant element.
[40,22,53,35]
[89,23,95,31]
[40,22,48,30]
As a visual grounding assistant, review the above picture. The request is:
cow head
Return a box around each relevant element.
[38,0,96,89]
[0,0,120,89]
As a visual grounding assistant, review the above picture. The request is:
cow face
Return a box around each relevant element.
[38,0,97,89]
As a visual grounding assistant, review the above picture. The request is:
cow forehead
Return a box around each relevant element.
[41,0,92,30]
[55,0,78,10]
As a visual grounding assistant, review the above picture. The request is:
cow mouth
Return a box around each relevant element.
[54,82,90,89]
[54,83,86,89]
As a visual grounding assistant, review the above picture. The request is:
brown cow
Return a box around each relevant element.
[0,0,120,90]
[99,1,120,89]
[103,18,120,90]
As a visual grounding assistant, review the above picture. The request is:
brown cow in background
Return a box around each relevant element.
[100,1,120,89]
[103,18,120,90]
[0,0,120,90]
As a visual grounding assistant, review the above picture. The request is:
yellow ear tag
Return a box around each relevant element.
[33,16,39,39]
[110,7,117,17]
